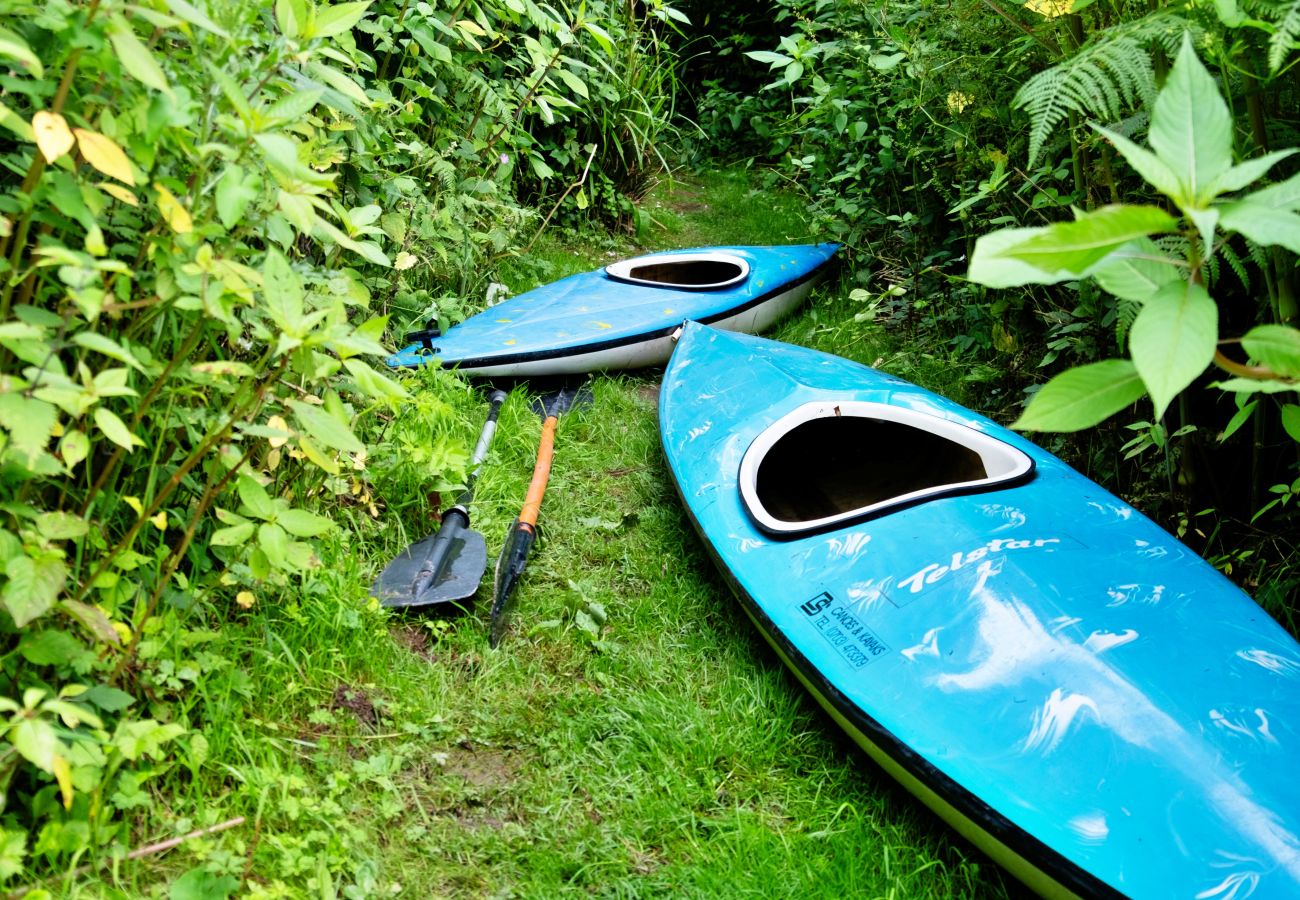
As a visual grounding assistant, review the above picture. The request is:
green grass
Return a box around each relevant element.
[55,171,1017,899]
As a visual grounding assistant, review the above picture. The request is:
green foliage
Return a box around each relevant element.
[1013,12,1190,167]
[0,0,683,889]
[972,34,1300,424]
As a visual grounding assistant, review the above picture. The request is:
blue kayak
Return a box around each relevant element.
[659,322,1300,899]
[386,244,839,376]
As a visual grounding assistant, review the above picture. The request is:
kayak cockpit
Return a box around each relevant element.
[605,251,750,290]
[738,400,1034,535]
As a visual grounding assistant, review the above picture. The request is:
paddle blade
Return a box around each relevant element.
[489,520,536,647]
[371,527,487,609]
[530,381,593,419]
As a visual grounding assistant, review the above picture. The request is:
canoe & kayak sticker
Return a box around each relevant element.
[800,591,890,669]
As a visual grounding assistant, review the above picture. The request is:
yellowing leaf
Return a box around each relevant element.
[52,754,73,809]
[266,414,291,448]
[155,183,193,234]
[33,110,74,163]
[235,590,255,609]
[74,129,136,185]
[123,496,144,516]
[1024,0,1071,17]
[394,251,418,271]
[149,511,167,531]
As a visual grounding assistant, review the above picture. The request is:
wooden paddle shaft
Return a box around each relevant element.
[519,415,557,526]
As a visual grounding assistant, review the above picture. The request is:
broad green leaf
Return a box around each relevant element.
[1003,205,1180,276]
[1208,149,1295,196]
[278,508,335,538]
[112,719,184,761]
[205,61,253,123]
[0,100,33,142]
[109,15,173,96]
[343,358,409,402]
[35,512,88,541]
[1094,126,1183,200]
[94,407,142,450]
[210,522,255,546]
[288,399,363,453]
[72,332,145,371]
[1186,205,1220,255]
[1241,324,1300,378]
[264,88,324,124]
[1130,279,1218,419]
[275,0,307,38]
[304,61,371,107]
[237,475,276,520]
[868,52,905,72]
[1242,170,1300,211]
[1220,400,1257,442]
[3,555,66,627]
[258,522,288,569]
[0,395,58,467]
[0,26,42,77]
[582,21,614,54]
[312,1,372,38]
[170,867,240,900]
[1012,359,1147,432]
[59,430,89,470]
[1212,378,1298,395]
[9,717,61,770]
[164,0,231,38]
[745,50,793,68]
[1282,405,1300,444]
[968,226,1081,288]
[262,249,304,329]
[1148,34,1232,204]
[216,165,258,229]
[277,189,317,234]
[1085,238,1181,302]
[1218,202,1300,254]
[0,830,24,882]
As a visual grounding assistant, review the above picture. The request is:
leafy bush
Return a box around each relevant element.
[0,0,682,887]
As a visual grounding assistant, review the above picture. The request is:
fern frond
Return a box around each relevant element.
[1013,12,1195,167]
[1220,241,1251,292]
[1116,297,1142,346]
[1263,0,1300,72]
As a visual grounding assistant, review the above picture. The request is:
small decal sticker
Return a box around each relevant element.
[801,591,889,668]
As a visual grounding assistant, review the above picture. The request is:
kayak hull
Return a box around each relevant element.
[386,244,838,376]
[659,322,1300,899]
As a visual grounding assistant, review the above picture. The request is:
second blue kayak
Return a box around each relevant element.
[386,243,839,376]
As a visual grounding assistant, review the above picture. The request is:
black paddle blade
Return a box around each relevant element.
[530,381,593,419]
[371,525,488,609]
[489,520,536,647]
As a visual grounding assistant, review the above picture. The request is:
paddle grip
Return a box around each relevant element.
[519,415,557,526]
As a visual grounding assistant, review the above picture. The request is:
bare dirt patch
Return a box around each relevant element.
[443,743,522,790]
[330,683,380,728]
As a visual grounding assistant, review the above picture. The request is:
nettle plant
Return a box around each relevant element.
[970,35,1300,472]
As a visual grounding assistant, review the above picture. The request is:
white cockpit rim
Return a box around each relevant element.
[605,251,750,291]
[738,400,1034,535]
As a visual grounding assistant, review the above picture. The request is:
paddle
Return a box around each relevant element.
[488,381,591,647]
[371,389,508,609]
